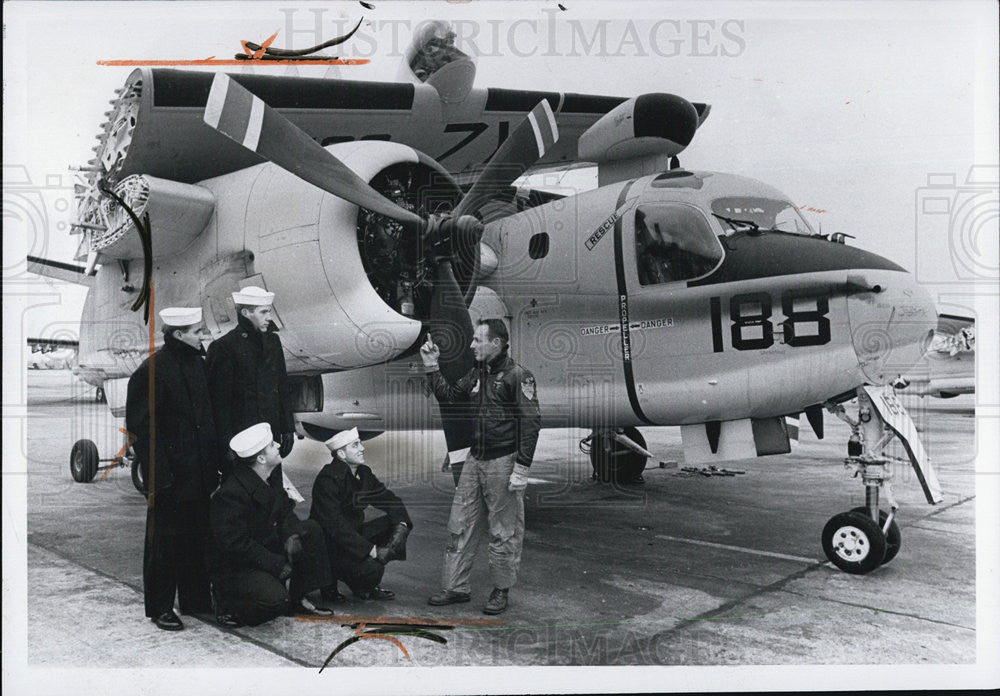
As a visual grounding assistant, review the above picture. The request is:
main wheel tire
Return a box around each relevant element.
[70,439,99,483]
[822,510,888,574]
[589,427,647,483]
[131,457,147,496]
[849,506,901,565]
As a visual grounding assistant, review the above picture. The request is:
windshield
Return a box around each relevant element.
[710,197,816,236]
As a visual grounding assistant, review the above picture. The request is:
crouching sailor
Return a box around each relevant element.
[208,423,332,626]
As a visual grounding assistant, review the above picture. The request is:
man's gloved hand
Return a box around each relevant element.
[284,534,303,561]
[386,522,411,562]
[278,563,293,581]
[419,334,440,371]
[375,546,392,565]
[508,463,530,492]
[278,432,295,458]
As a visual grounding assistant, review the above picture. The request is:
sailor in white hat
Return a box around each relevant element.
[206,285,297,478]
[309,428,413,602]
[125,305,220,632]
[208,422,333,626]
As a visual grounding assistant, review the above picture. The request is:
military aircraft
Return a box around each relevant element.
[893,314,975,399]
[28,24,948,575]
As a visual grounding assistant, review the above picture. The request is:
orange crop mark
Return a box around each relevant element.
[296,613,503,627]
[147,285,156,514]
[358,630,412,661]
[98,58,369,66]
[99,427,137,481]
[798,205,828,214]
[241,29,279,59]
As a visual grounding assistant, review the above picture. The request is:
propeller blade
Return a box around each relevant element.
[426,260,477,456]
[203,73,424,228]
[453,99,559,218]
[427,260,475,381]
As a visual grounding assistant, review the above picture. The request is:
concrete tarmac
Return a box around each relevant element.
[22,370,977,668]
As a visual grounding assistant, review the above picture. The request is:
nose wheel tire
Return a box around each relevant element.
[849,506,901,565]
[70,439,99,483]
[822,510,888,574]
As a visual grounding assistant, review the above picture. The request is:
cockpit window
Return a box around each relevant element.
[635,204,724,286]
[711,197,815,236]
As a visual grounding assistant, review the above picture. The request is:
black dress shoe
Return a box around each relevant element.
[320,586,347,603]
[428,589,471,606]
[355,586,395,600]
[216,612,243,628]
[287,598,333,616]
[152,611,184,631]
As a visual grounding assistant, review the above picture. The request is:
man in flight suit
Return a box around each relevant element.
[310,428,412,601]
[208,423,332,626]
[421,319,541,615]
[126,307,220,631]
[206,286,296,482]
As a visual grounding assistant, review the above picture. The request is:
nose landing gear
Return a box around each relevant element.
[822,387,935,574]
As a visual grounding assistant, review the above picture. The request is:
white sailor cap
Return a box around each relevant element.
[325,427,360,452]
[232,286,275,306]
[159,306,202,327]
[230,422,274,458]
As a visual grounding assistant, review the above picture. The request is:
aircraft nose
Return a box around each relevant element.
[846,258,936,386]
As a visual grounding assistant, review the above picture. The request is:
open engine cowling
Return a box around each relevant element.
[201,140,462,371]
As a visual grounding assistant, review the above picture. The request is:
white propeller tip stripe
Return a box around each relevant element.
[541,100,558,142]
[527,111,545,159]
[204,73,230,130]
[243,97,265,151]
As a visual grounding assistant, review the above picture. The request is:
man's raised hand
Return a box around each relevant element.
[420,333,440,369]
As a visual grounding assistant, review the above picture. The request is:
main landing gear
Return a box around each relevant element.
[582,427,650,484]
[70,433,145,495]
[821,388,912,574]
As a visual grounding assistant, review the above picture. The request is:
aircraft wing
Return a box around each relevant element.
[26,255,93,286]
[98,68,708,186]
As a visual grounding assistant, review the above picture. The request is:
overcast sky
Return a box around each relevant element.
[4,0,998,340]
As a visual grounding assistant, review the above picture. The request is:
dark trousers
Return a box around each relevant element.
[328,516,392,595]
[143,490,212,618]
[214,519,331,626]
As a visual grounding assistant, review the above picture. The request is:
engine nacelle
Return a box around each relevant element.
[199,141,460,371]
[578,94,711,186]
[87,175,215,261]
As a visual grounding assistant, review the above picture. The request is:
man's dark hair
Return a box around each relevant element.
[235,304,253,316]
[161,324,193,339]
[478,318,509,347]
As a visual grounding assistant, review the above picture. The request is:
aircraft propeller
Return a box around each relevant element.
[203,73,558,453]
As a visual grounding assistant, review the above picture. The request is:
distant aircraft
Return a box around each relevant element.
[26,337,79,371]
[28,21,953,575]
[893,314,975,398]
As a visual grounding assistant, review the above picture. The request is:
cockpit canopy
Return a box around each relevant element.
[635,203,724,285]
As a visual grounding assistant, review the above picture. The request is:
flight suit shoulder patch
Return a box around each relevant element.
[521,373,536,400]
